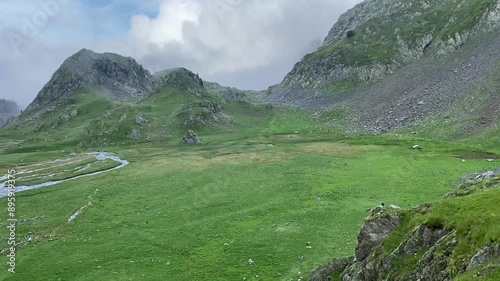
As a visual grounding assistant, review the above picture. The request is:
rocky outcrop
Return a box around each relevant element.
[310,200,500,280]
[392,223,450,256]
[446,167,500,197]
[404,231,456,281]
[467,244,500,270]
[0,99,21,127]
[179,100,223,128]
[128,128,142,140]
[309,211,478,281]
[355,207,401,262]
[308,257,352,281]
[134,116,149,126]
[59,114,71,122]
[182,130,202,144]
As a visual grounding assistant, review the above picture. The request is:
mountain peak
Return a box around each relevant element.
[24,49,155,116]
[154,67,204,91]
[72,48,95,56]
[75,48,95,54]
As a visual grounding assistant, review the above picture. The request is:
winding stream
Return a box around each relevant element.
[0,152,129,198]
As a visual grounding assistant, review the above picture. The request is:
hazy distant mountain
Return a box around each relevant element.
[0,99,21,127]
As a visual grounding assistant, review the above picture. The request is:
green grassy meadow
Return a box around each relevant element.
[0,130,497,280]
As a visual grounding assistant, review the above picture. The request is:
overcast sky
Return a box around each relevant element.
[0,0,362,108]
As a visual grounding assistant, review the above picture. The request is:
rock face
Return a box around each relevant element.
[309,205,500,280]
[24,48,155,117]
[128,128,142,140]
[308,257,352,281]
[393,223,450,256]
[308,171,500,280]
[467,244,500,270]
[182,130,202,145]
[134,116,149,126]
[0,99,21,127]
[355,207,401,262]
[182,100,222,128]
[280,0,500,90]
[446,168,500,197]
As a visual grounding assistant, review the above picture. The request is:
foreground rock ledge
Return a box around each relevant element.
[308,203,500,281]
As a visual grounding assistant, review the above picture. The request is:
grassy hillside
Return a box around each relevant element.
[2,70,317,153]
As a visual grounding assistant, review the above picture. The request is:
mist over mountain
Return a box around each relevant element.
[0,99,20,127]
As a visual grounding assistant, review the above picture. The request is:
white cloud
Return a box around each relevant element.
[120,0,341,73]
[129,0,201,46]
[111,0,365,81]
[0,0,364,107]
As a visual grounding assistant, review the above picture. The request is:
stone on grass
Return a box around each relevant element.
[182,130,202,145]
[60,114,70,122]
[134,116,149,126]
[128,128,141,139]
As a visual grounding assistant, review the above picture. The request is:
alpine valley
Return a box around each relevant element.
[1,0,500,280]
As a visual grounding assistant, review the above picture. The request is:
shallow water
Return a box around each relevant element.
[0,152,129,198]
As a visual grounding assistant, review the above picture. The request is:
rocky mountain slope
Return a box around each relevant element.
[264,0,500,136]
[309,168,500,280]
[281,0,500,90]
[23,48,155,119]
[0,99,20,127]
[7,49,287,148]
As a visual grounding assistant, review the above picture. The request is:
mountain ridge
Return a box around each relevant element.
[262,0,500,136]
[11,0,500,138]
[7,49,283,148]
[280,0,500,90]
[23,48,156,119]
